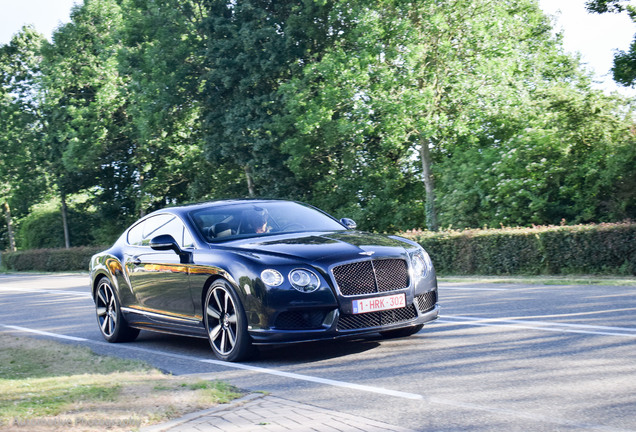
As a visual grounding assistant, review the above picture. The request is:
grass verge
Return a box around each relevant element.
[0,333,242,431]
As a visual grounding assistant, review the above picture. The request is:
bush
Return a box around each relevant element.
[402,222,636,276]
[1,246,107,272]
[17,208,98,249]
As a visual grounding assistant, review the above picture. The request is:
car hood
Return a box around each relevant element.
[222,231,413,265]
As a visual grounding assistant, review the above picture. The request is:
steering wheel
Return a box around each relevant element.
[281,223,305,232]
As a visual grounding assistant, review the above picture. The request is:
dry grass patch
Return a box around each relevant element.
[0,333,242,431]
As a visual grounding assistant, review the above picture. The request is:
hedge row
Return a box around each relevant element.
[402,222,636,276]
[2,222,635,275]
[0,246,107,272]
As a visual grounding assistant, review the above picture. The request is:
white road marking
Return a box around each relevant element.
[0,323,632,431]
[200,358,424,400]
[441,286,509,291]
[2,324,88,342]
[0,287,91,298]
[438,315,636,338]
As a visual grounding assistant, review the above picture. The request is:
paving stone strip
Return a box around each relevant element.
[141,393,417,432]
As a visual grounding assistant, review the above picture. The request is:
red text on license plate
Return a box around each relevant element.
[352,293,406,314]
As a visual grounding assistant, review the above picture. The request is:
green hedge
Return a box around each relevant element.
[0,246,107,272]
[2,222,635,275]
[402,222,636,276]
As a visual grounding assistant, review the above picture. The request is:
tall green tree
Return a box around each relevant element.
[119,0,230,214]
[201,0,340,198]
[39,0,137,244]
[281,0,571,230]
[0,27,46,250]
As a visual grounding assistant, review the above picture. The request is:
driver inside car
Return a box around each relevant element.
[244,207,271,234]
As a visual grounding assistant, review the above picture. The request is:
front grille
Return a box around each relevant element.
[337,304,417,331]
[332,259,409,296]
[274,311,325,330]
[416,291,437,313]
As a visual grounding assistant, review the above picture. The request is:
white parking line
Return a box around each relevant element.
[2,324,89,342]
[438,315,636,338]
[0,287,91,298]
[441,286,509,291]
[201,358,424,400]
[0,323,631,431]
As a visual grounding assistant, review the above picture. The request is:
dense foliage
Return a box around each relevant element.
[1,0,635,251]
[404,222,636,275]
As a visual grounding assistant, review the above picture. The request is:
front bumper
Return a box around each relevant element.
[248,296,439,345]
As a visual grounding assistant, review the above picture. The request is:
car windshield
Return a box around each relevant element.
[189,201,346,242]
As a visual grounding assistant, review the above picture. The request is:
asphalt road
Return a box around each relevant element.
[1,273,635,431]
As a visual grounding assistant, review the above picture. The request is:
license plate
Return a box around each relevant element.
[352,293,406,314]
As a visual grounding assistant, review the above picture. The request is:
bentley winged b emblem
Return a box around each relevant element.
[359,251,375,256]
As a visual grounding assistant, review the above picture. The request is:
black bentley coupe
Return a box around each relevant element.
[90,199,439,361]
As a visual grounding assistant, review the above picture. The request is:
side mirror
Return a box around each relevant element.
[150,234,180,252]
[340,218,357,230]
[150,234,193,264]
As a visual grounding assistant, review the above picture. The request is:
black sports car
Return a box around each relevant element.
[90,199,439,361]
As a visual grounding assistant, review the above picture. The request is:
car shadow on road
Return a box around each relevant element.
[129,330,383,364]
[255,337,381,363]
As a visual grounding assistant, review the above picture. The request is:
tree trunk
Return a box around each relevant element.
[419,140,439,231]
[244,165,256,197]
[61,193,71,249]
[3,201,17,251]
[138,172,146,218]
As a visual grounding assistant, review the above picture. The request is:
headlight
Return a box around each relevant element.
[261,269,284,286]
[289,269,320,293]
[410,250,432,279]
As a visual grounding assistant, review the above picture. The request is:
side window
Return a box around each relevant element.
[127,221,145,246]
[182,227,195,248]
[127,214,194,248]
[142,215,175,244]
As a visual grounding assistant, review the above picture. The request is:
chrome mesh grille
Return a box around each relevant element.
[415,291,437,313]
[337,304,417,331]
[332,259,409,296]
[332,261,376,295]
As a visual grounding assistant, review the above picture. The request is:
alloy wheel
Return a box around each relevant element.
[206,285,239,356]
[96,279,118,338]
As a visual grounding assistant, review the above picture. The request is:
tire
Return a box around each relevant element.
[204,279,253,362]
[379,324,424,339]
[95,277,140,343]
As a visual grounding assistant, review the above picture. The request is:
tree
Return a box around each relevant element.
[586,0,636,87]
[281,0,569,230]
[201,0,340,199]
[39,0,138,245]
[435,74,636,228]
[0,27,46,250]
[118,0,230,214]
